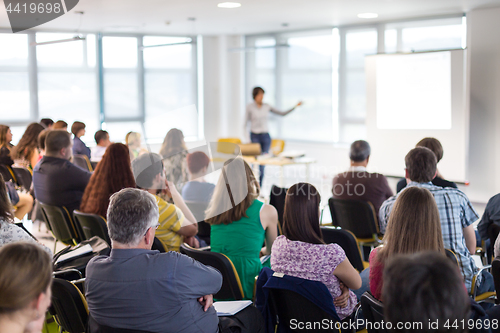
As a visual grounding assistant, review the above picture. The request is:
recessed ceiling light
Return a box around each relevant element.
[357,13,378,19]
[218,2,241,8]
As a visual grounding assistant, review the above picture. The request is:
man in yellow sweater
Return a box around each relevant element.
[132,153,198,251]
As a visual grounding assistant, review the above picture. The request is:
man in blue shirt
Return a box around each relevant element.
[379,147,494,295]
[85,188,222,333]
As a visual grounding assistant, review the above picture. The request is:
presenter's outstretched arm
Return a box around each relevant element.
[270,101,303,116]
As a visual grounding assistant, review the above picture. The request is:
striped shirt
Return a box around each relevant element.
[379,182,480,290]
[154,195,185,252]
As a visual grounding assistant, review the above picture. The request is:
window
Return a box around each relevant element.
[0,33,30,121]
[36,33,99,145]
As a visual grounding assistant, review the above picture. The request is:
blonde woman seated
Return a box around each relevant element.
[159,128,189,192]
[125,131,148,161]
[0,242,52,333]
[271,183,362,320]
[206,158,278,300]
[369,186,445,300]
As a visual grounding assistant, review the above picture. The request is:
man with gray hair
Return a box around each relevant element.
[332,140,393,216]
[85,188,222,333]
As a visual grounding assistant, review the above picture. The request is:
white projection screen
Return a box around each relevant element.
[365,49,468,182]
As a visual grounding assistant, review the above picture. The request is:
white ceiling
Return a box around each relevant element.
[0,0,499,35]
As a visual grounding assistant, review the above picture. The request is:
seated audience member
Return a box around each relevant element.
[206,158,278,300]
[370,186,444,300]
[71,121,91,159]
[0,242,53,333]
[397,137,457,192]
[383,252,470,333]
[379,147,494,295]
[37,129,50,159]
[52,120,68,131]
[80,143,136,218]
[90,130,111,163]
[332,140,393,216]
[125,131,147,161]
[478,193,500,252]
[131,153,198,251]
[40,118,54,129]
[0,125,14,167]
[159,128,189,191]
[33,130,91,213]
[85,188,222,333]
[271,182,361,319]
[182,151,215,203]
[10,122,44,170]
[0,175,50,253]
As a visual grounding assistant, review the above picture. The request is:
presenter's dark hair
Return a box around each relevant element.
[383,252,469,333]
[252,87,265,100]
[349,140,371,162]
[283,183,324,245]
[416,137,444,163]
[405,147,437,183]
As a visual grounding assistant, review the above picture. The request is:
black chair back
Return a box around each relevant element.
[73,154,93,172]
[360,292,387,333]
[268,288,341,333]
[180,244,244,300]
[328,198,379,239]
[12,166,32,191]
[321,226,365,272]
[39,203,82,245]
[73,211,111,245]
[51,278,88,333]
[152,237,167,253]
[0,164,16,183]
[185,200,211,243]
[269,185,287,232]
[492,257,500,304]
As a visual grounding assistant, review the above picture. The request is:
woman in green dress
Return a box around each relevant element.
[206,157,278,300]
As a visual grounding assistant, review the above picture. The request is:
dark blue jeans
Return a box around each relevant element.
[250,132,271,186]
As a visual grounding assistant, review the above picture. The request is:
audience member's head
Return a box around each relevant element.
[94,130,110,147]
[205,158,259,225]
[10,122,44,161]
[349,140,371,164]
[71,121,86,138]
[283,182,324,245]
[252,86,265,103]
[40,118,54,129]
[0,242,52,333]
[80,143,136,217]
[37,129,51,154]
[159,128,187,158]
[379,186,444,264]
[186,151,210,178]
[416,137,443,163]
[0,175,14,222]
[0,125,12,148]
[44,130,72,160]
[405,147,437,183]
[52,120,68,131]
[107,188,159,248]
[383,252,469,333]
[125,131,141,150]
[131,152,164,190]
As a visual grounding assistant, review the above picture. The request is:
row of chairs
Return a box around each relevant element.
[0,164,33,191]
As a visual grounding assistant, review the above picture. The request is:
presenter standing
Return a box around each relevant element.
[244,86,302,186]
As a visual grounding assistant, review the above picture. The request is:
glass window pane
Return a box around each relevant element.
[402,24,463,52]
[385,29,397,53]
[0,73,30,120]
[341,123,366,143]
[36,33,85,67]
[38,72,99,145]
[0,33,28,66]
[345,71,367,119]
[345,30,377,68]
[143,36,192,69]
[103,37,138,68]
[288,35,334,69]
[9,126,29,146]
[103,72,139,118]
[255,38,275,69]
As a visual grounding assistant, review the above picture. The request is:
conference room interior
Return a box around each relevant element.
[2,0,500,331]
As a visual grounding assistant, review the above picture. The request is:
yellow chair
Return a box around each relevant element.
[271,139,285,155]
[217,138,242,154]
